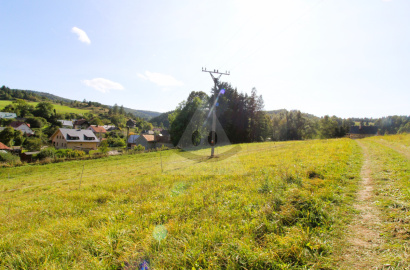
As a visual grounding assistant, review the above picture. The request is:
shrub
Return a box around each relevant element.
[37,147,56,160]
[23,137,42,151]
[133,144,145,152]
[55,149,86,159]
[0,152,20,165]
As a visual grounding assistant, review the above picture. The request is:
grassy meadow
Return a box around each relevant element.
[0,135,408,269]
[0,100,91,115]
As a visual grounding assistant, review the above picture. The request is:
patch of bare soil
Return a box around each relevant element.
[337,140,385,269]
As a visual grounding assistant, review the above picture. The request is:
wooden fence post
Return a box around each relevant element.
[79,165,84,190]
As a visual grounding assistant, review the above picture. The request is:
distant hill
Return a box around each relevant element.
[149,111,173,128]
[122,107,161,120]
[0,86,161,120]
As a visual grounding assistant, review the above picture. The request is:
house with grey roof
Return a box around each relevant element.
[127,134,140,148]
[58,120,73,128]
[50,128,100,151]
[0,112,17,119]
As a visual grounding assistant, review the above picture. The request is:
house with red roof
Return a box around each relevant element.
[86,125,107,141]
[0,142,11,151]
[132,134,156,150]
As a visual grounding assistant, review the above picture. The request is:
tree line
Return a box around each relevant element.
[168,81,410,145]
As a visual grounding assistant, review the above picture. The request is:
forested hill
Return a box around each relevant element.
[0,86,161,120]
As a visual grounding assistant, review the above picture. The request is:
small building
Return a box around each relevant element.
[141,130,154,135]
[126,119,137,128]
[127,134,140,148]
[50,128,100,151]
[58,120,73,128]
[87,125,107,141]
[133,134,156,149]
[0,112,17,119]
[73,119,90,129]
[103,125,118,132]
[349,125,379,139]
[20,151,40,163]
[9,121,34,135]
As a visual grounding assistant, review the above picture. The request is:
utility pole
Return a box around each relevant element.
[202,67,230,157]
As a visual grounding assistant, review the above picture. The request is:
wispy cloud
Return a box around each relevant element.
[82,78,124,93]
[137,71,184,87]
[71,27,91,44]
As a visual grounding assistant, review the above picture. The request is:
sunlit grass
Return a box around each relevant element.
[0,139,363,269]
[0,100,90,115]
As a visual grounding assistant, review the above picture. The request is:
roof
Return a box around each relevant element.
[58,120,73,127]
[350,125,379,134]
[103,125,117,131]
[89,125,107,133]
[52,128,100,143]
[22,151,40,156]
[128,134,140,144]
[142,134,155,142]
[73,119,89,126]
[0,112,17,119]
[0,142,11,150]
[10,121,26,128]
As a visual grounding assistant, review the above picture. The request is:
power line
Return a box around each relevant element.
[202,68,230,157]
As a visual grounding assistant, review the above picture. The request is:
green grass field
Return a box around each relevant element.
[0,135,409,269]
[0,100,91,115]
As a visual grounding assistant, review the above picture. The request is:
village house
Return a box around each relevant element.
[141,130,154,135]
[103,125,118,132]
[86,125,107,141]
[0,142,11,151]
[132,134,156,149]
[50,128,99,151]
[73,119,90,129]
[349,125,379,139]
[58,120,73,128]
[9,121,34,135]
[0,112,17,119]
[127,134,140,148]
[127,133,173,149]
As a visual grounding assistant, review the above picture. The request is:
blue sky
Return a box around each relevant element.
[1,0,409,118]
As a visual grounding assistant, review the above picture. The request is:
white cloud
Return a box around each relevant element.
[82,78,124,93]
[71,27,91,44]
[137,71,184,87]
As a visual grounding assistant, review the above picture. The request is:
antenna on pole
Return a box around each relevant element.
[202,68,230,157]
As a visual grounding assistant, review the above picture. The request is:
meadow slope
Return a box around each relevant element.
[1,136,407,269]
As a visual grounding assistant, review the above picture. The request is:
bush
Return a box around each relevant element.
[133,144,145,152]
[23,137,42,151]
[55,149,86,158]
[37,147,57,160]
[108,137,126,147]
[0,152,20,165]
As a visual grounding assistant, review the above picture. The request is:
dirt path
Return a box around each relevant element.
[337,140,385,269]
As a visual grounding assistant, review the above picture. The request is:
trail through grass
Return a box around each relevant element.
[336,134,410,269]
